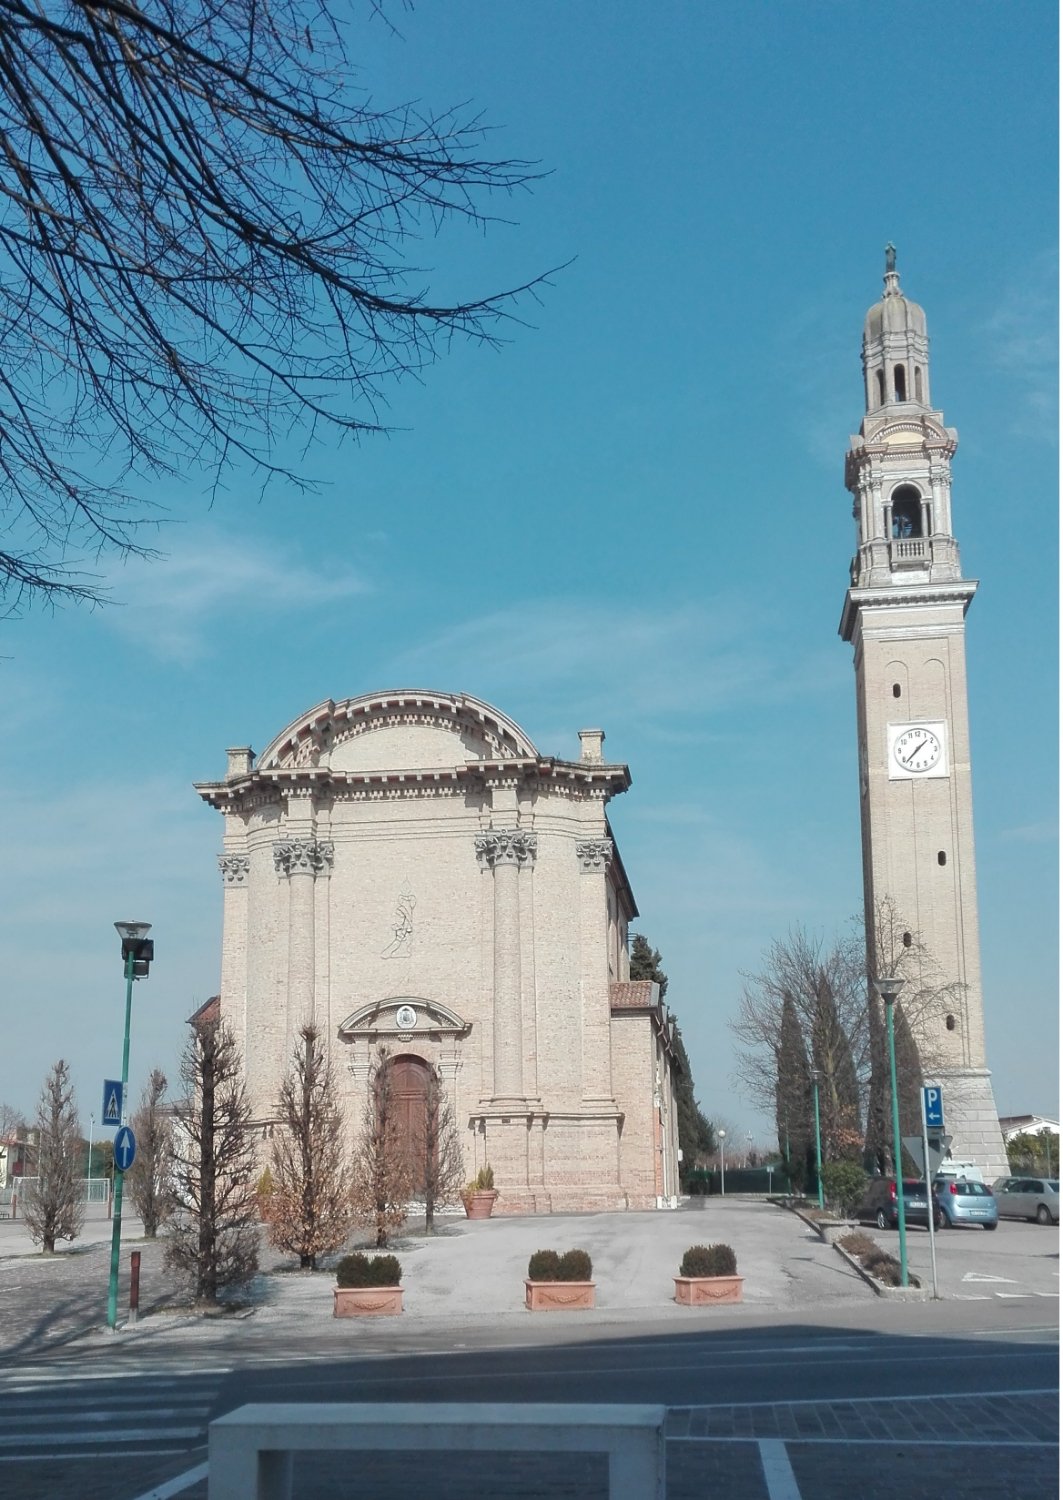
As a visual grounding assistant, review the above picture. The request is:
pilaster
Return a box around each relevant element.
[475,828,537,1107]
[575,838,617,1108]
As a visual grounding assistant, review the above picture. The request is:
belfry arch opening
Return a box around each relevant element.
[891,485,923,539]
[893,363,907,401]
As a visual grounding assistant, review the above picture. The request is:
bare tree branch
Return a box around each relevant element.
[0,1,551,606]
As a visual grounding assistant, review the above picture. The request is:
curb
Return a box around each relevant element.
[775,1198,928,1299]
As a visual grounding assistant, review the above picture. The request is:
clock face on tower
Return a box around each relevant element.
[887,721,949,780]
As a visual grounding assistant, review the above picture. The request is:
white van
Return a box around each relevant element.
[935,1158,984,1183]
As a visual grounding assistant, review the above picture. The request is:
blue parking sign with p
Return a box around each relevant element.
[923,1086,944,1129]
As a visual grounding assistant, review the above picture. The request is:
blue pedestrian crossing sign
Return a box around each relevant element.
[102,1080,123,1127]
[113,1126,137,1173]
[923,1086,944,1129]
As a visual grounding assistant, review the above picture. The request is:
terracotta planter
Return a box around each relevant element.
[524,1279,595,1311]
[462,1190,498,1220]
[673,1274,744,1306]
[333,1285,403,1318]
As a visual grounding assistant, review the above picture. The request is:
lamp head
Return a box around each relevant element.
[115,921,154,975]
[114,921,152,942]
[873,974,906,1006]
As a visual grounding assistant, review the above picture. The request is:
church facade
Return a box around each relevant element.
[195,691,681,1213]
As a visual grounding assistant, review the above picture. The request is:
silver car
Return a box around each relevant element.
[991,1176,1060,1225]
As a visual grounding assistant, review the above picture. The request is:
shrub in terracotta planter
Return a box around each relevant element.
[333,1252,403,1317]
[461,1164,498,1219]
[674,1243,743,1305]
[525,1248,595,1310]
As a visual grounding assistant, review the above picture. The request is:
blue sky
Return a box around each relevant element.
[0,2,1056,1143]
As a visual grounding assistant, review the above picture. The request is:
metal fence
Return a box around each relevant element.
[0,1177,111,1216]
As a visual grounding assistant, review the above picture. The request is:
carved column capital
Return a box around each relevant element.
[475,829,538,869]
[575,838,614,873]
[218,854,250,886]
[273,838,335,877]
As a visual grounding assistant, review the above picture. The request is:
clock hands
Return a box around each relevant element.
[902,737,930,766]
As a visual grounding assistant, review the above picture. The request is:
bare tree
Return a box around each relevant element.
[266,1024,353,1269]
[23,1060,83,1253]
[0,1102,27,1139]
[732,925,867,1166]
[0,0,549,609]
[166,1017,259,1306]
[126,1068,173,1239]
[419,1066,465,1234]
[350,1045,410,1248]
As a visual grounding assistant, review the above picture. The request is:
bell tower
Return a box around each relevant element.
[839,247,1007,1179]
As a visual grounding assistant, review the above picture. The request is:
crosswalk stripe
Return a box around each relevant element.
[0,1427,205,1450]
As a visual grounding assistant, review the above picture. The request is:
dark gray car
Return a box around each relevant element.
[857,1178,931,1230]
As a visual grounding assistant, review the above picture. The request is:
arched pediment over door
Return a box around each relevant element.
[338,996,470,1044]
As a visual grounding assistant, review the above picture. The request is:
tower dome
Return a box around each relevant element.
[861,244,931,412]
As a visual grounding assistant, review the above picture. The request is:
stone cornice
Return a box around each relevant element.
[258,690,540,770]
[196,756,630,813]
[839,578,977,643]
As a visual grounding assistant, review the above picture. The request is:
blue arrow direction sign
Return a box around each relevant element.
[113,1125,137,1173]
[102,1080,123,1127]
[923,1086,944,1129]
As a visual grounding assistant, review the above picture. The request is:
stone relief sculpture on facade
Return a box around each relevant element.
[381,880,417,958]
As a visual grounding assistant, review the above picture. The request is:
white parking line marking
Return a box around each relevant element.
[759,1438,803,1499]
[963,1272,1017,1283]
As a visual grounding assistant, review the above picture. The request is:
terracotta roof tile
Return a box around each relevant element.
[610,980,659,1011]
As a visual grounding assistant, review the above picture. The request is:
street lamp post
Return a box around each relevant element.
[810,1068,824,1210]
[107,921,154,1331]
[873,974,908,1289]
[718,1129,727,1197]
[87,1114,94,1198]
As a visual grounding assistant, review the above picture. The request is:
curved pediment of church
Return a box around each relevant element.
[258,690,539,772]
[338,996,470,1040]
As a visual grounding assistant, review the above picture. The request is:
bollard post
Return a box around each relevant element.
[10,1192,16,1221]
[129,1250,141,1326]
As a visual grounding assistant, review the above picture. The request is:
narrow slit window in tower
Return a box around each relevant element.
[893,364,907,401]
[876,369,885,406]
[891,486,923,539]
[914,366,924,402]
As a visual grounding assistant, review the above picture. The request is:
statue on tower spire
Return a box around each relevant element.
[885,241,897,273]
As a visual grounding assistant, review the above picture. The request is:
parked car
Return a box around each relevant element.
[857,1178,932,1230]
[932,1176,998,1229]
[991,1177,1059,1225]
